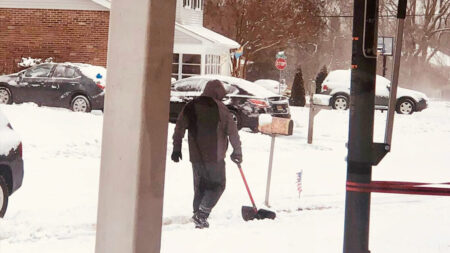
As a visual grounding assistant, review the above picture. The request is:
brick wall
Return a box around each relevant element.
[0,8,109,74]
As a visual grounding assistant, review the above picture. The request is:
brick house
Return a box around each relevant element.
[0,0,110,74]
[0,0,239,78]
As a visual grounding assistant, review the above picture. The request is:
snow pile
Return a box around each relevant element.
[18,57,53,68]
[254,79,287,95]
[0,109,21,155]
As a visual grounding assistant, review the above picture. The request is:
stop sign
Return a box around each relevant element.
[275,58,287,70]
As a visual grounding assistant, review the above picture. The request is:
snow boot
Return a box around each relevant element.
[192,211,209,229]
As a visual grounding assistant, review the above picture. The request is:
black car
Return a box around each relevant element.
[0,63,106,112]
[169,75,291,130]
[0,110,24,218]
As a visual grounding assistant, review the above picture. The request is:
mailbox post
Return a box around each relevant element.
[258,115,294,207]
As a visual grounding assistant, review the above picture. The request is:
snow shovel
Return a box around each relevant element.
[237,164,276,221]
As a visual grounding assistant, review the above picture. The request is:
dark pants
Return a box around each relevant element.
[192,160,226,217]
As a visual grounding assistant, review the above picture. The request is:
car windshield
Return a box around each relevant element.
[24,64,54,78]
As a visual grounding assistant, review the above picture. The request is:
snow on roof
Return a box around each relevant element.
[176,24,240,49]
[324,69,391,87]
[67,63,107,87]
[90,0,111,9]
[193,75,279,98]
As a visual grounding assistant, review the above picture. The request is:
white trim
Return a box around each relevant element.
[90,0,111,9]
[176,23,240,49]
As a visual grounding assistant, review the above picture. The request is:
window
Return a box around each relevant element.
[205,55,221,75]
[172,54,180,81]
[53,65,66,78]
[172,53,202,80]
[24,64,54,78]
[183,0,203,10]
[65,67,79,78]
[223,83,239,95]
[52,65,80,78]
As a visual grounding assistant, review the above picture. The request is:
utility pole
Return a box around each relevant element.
[343,0,380,252]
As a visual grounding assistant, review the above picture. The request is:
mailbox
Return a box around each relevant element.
[258,114,294,136]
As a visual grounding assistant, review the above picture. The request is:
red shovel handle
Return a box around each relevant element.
[237,164,258,213]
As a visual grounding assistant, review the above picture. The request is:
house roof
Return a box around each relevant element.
[91,0,240,49]
[176,24,240,49]
[91,0,111,9]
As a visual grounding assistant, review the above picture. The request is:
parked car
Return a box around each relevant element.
[170,75,291,130]
[0,63,106,112]
[0,109,24,217]
[321,69,428,114]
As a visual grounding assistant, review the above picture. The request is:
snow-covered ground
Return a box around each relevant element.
[0,101,449,252]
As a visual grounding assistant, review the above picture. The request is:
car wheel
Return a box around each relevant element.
[396,98,415,115]
[71,95,91,113]
[0,87,12,105]
[331,94,349,110]
[0,176,8,218]
[229,110,243,130]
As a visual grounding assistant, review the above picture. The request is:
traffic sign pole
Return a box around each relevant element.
[275,57,287,95]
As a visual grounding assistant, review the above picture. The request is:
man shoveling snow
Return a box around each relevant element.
[171,80,243,229]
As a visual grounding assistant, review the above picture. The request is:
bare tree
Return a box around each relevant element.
[381,0,449,64]
[204,0,324,78]
[379,0,450,92]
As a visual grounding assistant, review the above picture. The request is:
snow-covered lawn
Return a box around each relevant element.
[0,101,449,252]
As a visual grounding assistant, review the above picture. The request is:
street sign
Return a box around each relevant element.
[276,51,287,59]
[377,36,394,56]
[275,58,287,70]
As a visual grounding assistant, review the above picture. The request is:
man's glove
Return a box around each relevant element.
[171,151,182,163]
[230,152,242,165]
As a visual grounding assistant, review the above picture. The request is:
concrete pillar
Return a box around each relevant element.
[95,1,176,253]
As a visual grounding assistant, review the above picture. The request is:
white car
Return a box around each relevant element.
[321,69,428,114]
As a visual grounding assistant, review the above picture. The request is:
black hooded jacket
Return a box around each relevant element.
[172,80,242,162]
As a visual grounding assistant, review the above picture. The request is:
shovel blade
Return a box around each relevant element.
[241,206,276,221]
[242,206,258,221]
[257,209,276,220]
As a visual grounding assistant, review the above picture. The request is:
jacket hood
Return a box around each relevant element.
[201,79,227,100]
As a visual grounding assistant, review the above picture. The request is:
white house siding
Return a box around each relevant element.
[175,0,203,26]
[0,0,108,11]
